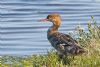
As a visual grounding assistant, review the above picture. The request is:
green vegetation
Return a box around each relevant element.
[0,17,100,67]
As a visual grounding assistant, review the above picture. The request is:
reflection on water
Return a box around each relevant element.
[0,0,100,55]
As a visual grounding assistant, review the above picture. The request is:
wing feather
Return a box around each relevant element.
[55,33,77,46]
[48,32,84,55]
[48,32,78,46]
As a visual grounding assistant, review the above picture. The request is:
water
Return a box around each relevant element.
[0,0,100,55]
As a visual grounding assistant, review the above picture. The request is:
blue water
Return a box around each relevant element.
[0,0,100,55]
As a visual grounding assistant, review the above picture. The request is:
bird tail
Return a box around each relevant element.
[65,45,85,55]
[75,46,85,55]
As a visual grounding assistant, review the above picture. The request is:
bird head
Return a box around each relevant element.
[40,14,61,26]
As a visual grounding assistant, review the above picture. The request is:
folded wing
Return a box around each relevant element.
[48,32,84,55]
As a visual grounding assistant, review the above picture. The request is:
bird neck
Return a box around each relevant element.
[48,21,60,35]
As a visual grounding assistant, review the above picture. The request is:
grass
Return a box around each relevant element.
[0,17,100,67]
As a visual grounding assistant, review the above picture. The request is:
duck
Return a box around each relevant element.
[40,14,85,56]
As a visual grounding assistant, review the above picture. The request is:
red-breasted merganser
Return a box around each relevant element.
[41,14,85,55]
